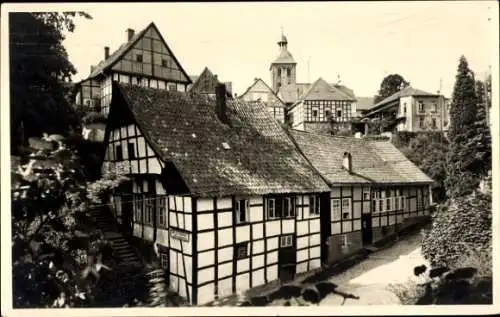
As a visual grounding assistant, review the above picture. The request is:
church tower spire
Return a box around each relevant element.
[270,28,297,93]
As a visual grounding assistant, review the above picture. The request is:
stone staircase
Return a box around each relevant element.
[89,208,142,267]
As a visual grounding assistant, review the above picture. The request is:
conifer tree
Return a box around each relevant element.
[445,56,491,198]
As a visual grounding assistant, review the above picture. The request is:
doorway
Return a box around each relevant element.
[361,213,373,245]
[278,234,296,282]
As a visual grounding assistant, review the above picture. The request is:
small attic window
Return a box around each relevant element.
[136,54,143,62]
[161,59,168,67]
[222,142,231,150]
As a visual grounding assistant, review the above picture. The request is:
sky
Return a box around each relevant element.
[54,1,497,98]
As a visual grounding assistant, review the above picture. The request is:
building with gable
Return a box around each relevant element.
[239,78,287,124]
[363,86,450,132]
[289,130,434,265]
[187,67,232,97]
[102,82,330,305]
[73,22,192,140]
[241,32,358,133]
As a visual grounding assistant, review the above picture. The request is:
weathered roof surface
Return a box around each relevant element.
[115,83,329,197]
[298,78,357,102]
[333,84,356,99]
[188,67,232,95]
[86,22,191,84]
[290,130,434,186]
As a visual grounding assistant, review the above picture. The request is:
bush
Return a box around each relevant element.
[421,193,491,268]
[82,112,107,125]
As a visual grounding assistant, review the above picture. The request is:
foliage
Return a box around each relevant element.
[11,136,109,308]
[82,112,108,125]
[388,279,425,305]
[397,133,448,201]
[86,161,130,204]
[9,12,92,151]
[65,133,106,181]
[373,74,410,104]
[445,56,491,198]
[421,193,491,268]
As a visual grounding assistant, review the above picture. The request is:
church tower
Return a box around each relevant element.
[270,32,297,93]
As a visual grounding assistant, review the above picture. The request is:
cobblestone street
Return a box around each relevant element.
[319,230,429,305]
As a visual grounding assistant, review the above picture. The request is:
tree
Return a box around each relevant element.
[11,135,112,308]
[444,56,490,198]
[400,133,449,202]
[9,12,92,152]
[373,74,410,104]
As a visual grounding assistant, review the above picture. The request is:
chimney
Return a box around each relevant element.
[216,83,229,124]
[343,152,352,173]
[104,46,110,59]
[127,28,135,41]
[90,65,96,74]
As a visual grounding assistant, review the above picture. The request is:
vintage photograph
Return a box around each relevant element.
[1,1,497,314]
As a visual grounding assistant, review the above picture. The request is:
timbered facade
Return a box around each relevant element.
[290,130,434,264]
[103,82,330,305]
[74,21,192,140]
[288,78,357,134]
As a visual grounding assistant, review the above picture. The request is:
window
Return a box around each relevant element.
[235,199,249,224]
[158,196,167,226]
[267,198,276,219]
[312,110,318,118]
[395,197,400,210]
[161,59,168,67]
[342,198,351,219]
[280,235,294,248]
[371,200,377,213]
[286,68,291,77]
[277,68,281,76]
[168,84,177,91]
[431,118,437,129]
[267,196,295,219]
[337,110,342,117]
[403,103,407,114]
[128,143,136,159]
[433,103,438,112]
[325,110,331,118]
[160,253,168,269]
[418,101,425,112]
[419,117,425,128]
[401,197,405,210]
[144,197,154,225]
[136,54,143,62]
[332,199,341,220]
[115,144,123,161]
[235,243,248,259]
[133,195,142,222]
[363,192,370,201]
[309,195,320,215]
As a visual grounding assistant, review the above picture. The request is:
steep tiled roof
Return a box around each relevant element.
[298,78,356,102]
[114,83,329,197]
[333,84,356,99]
[290,130,434,186]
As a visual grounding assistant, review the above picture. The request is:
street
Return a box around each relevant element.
[319,231,429,305]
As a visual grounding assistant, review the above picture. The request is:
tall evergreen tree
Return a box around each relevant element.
[445,56,491,198]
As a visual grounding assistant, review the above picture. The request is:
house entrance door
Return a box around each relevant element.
[278,235,296,282]
[361,213,373,245]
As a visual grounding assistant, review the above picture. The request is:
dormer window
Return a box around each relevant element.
[136,54,143,62]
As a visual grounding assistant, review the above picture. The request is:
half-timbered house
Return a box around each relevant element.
[287,77,357,135]
[73,22,192,140]
[289,130,434,265]
[102,82,330,305]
